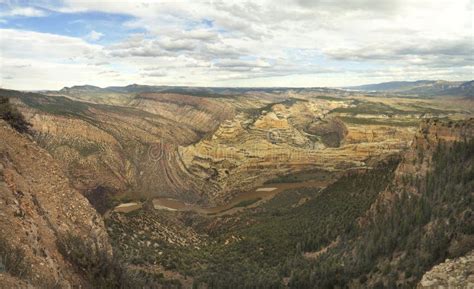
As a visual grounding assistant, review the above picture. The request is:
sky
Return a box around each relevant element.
[0,0,473,90]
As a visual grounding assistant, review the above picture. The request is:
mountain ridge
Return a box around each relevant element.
[345,80,473,97]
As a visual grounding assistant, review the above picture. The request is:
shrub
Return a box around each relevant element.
[0,95,31,133]
[57,233,180,289]
[0,236,30,278]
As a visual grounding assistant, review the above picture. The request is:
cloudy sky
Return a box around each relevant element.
[0,0,472,90]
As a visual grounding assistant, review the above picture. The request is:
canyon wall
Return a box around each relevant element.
[0,121,111,288]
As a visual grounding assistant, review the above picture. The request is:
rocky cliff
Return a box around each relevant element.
[370,118,474,207]
[351,118,474,288]
[3,89,221,205]
[0,121,111,288]
[179,98,413,203]
[417,250,474,288]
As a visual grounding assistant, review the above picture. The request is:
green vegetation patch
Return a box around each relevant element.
[57,233,182,289]
[0,236,30,279]
[288,138,474,288]
[18,92,90,117]
[0,95,31,133]
[331,101,409,116]
[340,116,420,127]
[107,157,399,289]
[264,169,334,184]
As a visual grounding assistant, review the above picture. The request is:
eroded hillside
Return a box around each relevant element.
[179,97,414,203]
[1,89,234,207]
[0,120,110,287]
[1,88,471,208]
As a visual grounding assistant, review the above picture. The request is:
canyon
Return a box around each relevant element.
[0,85,472,288]
[5,87,469,207]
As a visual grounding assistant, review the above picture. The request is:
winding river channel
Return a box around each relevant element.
[113,179,333,216]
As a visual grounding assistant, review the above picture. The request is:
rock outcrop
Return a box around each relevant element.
[395,118,474,184]
[179,98,412,203]
[417,250,474,289]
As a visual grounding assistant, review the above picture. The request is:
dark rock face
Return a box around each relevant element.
[305,117,348,147]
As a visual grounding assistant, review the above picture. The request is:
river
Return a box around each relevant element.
[112,179,333,216]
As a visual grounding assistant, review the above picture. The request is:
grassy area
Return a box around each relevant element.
[339,116,420,127]
[264,169,334,184]
[230,198,262,209]
[313,95,344,101]
[331,101,411,116]
[0,236,30,279]
[18,92,90,117]
[57,233,182,289]
[0,94,31,133]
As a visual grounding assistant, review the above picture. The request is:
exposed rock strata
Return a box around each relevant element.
[3,89,461,206]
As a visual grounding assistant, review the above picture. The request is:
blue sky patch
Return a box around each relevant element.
[0,9,144,44]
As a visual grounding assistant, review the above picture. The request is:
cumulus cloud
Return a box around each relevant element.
[158,38,196,51]
[0,0,472,88]
[213,58,271,72]
[293,0,398,12]
[183,29,218,41]
[0,29,117,89]
[325,37,474,71]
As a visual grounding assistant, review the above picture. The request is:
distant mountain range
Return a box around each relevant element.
[345,80,474,97]
[49,80,474,99]
[56,84,343,97]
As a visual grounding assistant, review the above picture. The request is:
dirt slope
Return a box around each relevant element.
[0,121,111,288]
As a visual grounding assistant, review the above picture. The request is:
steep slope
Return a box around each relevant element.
[0,120,111,288]
[287,118,474,288]
[55,85,133,105]
[1,89,232,206]
[129,92,234,135]
[162,117,470,289]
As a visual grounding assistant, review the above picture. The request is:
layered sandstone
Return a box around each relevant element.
[179,98,413,203]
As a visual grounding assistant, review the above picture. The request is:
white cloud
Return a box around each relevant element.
[85,30,104,41]
[0,0,472,88]
[2,7,47,17]
[0,29,116,90]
